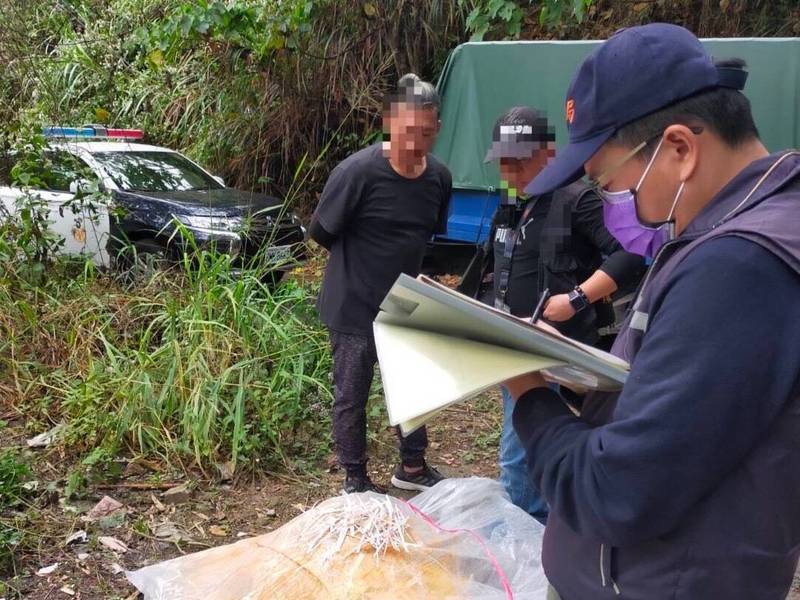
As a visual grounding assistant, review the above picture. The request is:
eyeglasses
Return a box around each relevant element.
[588,126,704,192]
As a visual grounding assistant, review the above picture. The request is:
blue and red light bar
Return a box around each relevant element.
[43,125,144,140]
[107,128,144,140]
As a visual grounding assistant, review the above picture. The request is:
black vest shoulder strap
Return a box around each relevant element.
[541,181,593,261]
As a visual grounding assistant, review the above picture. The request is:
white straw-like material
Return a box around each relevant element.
[302,494,411,562]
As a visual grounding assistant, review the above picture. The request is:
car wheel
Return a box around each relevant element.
[264,269,287,287]
[117,239,170,282]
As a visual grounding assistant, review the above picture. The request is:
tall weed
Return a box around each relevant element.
[0,249,333,473]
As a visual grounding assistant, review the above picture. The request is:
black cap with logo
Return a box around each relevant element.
[484,106,555,163]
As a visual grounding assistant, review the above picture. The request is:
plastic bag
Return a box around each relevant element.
[127,477,548,599]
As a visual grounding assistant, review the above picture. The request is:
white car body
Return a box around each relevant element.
[0,141,224,267]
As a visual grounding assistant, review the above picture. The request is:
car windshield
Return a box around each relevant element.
[90,151,223,192]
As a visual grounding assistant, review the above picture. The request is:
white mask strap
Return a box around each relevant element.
[634,136,665,192]
[666,181,685,223]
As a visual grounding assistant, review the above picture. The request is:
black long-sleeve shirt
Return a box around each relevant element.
[491,183,645,342]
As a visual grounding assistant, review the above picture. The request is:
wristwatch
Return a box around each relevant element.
[568,286,590,313]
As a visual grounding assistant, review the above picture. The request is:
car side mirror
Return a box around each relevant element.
[69,178,92,195]
[212,175,225,187]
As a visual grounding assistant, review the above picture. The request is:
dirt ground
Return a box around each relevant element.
[1,392,504,599]
[3,263,799,598]
[5,387,800,599]
[6,392,800,599]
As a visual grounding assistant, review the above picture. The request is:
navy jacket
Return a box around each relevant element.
[514,152,800,599]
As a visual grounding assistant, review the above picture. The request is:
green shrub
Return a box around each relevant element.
[1,249,333,472]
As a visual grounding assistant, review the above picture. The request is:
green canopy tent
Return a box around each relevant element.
[431,38,800,244]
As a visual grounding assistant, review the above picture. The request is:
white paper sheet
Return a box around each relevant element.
[374,322,564,434]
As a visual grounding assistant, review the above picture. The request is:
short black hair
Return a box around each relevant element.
[383,73,440,113]
[612,58,760,158]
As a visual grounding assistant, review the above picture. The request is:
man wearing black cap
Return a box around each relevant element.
[504,24,800,599]
[311,74,451,495]
[482,106,644,523]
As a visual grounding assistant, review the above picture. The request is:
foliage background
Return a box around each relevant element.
[2,0,798,213]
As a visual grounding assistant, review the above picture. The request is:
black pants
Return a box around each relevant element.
[329,329,427,472]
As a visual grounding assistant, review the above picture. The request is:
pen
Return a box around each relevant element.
[529,288,550,324]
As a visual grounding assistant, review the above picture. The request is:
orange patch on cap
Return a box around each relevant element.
[565,99,575,124]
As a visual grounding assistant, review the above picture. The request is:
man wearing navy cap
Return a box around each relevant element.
[504,23,800,598]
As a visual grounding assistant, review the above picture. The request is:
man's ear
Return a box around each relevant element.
[663,124,699,183]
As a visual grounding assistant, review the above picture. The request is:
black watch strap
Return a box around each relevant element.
[568,286,590,312]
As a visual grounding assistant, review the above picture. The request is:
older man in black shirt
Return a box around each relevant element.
[310,74,452,493]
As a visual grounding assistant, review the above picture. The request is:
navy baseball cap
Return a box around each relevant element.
[484,106,555,162]
[526,23,748,196]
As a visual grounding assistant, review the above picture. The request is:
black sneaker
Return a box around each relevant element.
[343,472,386,494]
[390,462,445,492]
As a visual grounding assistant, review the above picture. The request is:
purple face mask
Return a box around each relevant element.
[602,192,669,258]
[597,137,684,259]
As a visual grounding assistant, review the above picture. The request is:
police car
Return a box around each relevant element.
[0,126,307,277]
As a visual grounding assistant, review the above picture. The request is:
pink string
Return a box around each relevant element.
[401,499,514,600]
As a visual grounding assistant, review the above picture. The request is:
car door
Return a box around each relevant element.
[1,151,111,266]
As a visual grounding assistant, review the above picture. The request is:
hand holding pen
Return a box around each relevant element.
[529,288,550,325]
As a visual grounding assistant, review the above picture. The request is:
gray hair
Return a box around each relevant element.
[384,73,440,112]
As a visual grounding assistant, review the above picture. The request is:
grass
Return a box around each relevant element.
[0,245,334,477]
[0,447,32,572]
[0,224,335,584]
